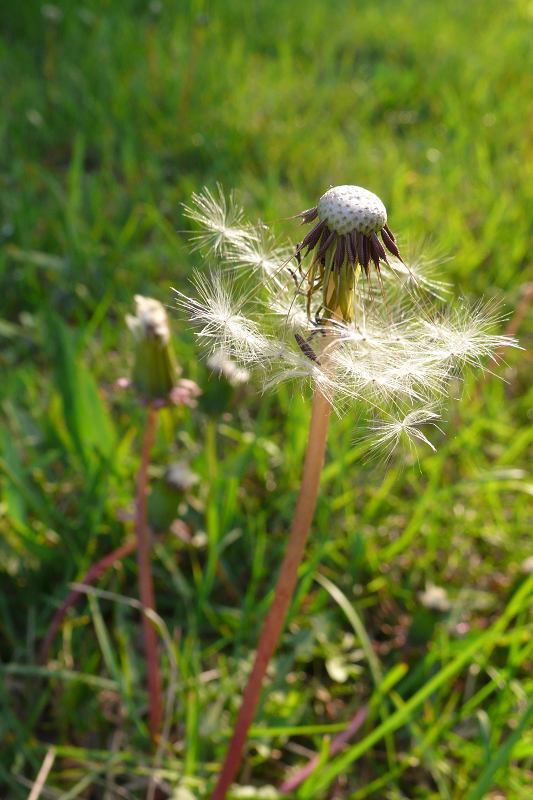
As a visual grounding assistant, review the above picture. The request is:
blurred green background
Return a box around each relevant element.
[0,1,532,798]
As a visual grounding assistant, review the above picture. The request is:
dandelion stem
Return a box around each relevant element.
[211,388,332,799]
[135,404,163,741]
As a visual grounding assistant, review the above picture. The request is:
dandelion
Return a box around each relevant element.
[176,184,518,800]
[125,295,200,740]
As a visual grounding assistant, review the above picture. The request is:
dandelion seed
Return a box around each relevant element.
[269,295,312,330]
[387,355,450,398]
[327,313,416,352]
[183,183,257,255]
[226,230,292,282]
[173,271,271,361]
[265,282,316,331]
[419,300,520,369]
[329,345,421,404]
[366,408,441,456]
[262,345,337,405]
[382,251,451,300]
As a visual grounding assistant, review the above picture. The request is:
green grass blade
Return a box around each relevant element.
[465,702,533,800]
[311,575,533,793]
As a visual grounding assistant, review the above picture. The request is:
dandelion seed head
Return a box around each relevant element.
[296,185,403,322]
[176,184,520,458]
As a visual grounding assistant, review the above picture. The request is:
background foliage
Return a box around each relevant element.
[0,1,532,797]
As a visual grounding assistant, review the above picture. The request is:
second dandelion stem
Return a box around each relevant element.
[135,404,163,741]
[211,388,332,800]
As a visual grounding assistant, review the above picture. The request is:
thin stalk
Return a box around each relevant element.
[488,280,532,369]
[27,747,56,800]
[279,706,369,794]
[211,388,332,799]
[135,404,163,741]
[39,537,137,663]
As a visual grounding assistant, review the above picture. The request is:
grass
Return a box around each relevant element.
[1,0,532,797]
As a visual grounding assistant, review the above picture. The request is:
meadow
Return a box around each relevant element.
[0,1,532,798]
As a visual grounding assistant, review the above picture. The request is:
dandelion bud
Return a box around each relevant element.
[126,295,180,403]
[297,185,402,323]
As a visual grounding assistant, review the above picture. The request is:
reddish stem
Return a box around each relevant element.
[135,405,163,740]
[504,282,533,340]
[279,705,368,794]
[211,389,332,800]
[484,281,533,379]
[39,537,137,663]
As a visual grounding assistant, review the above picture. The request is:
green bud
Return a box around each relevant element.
[126,295,180,402]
